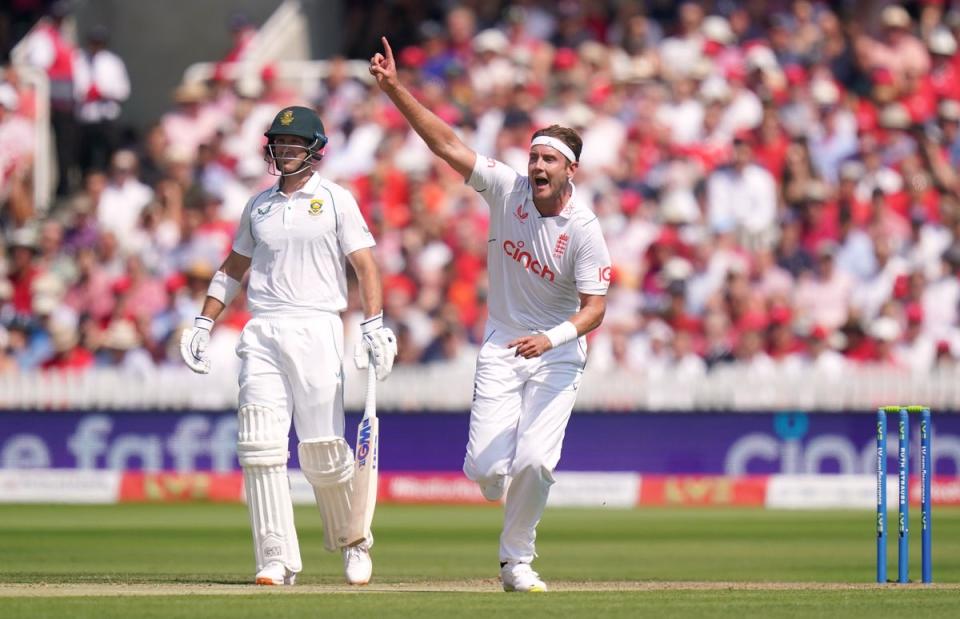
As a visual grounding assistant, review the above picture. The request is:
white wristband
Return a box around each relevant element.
[544,321,578,348]
[206,271,241,306]
[360,312,384,334]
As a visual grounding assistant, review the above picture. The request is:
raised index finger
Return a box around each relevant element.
[381,36,394,61]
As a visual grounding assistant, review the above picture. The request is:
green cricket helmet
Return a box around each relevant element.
[264,106,328,151]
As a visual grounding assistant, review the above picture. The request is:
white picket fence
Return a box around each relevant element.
[1,363,959,411]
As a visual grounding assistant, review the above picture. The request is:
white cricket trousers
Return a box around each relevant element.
[235,313,346,575]
[463,318,586,564]
[237,313,345,440]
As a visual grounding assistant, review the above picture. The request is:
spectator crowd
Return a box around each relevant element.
[2,0,960,382]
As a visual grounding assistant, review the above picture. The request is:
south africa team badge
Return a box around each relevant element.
[308,198,324,216]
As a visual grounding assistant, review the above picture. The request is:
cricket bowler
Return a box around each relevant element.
[370,37,611,592]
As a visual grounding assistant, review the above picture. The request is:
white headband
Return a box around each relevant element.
[530,136,577,163]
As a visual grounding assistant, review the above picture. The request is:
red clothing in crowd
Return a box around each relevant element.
[930,62,960,101]
[9,266,39,314]
[42,347,95,371]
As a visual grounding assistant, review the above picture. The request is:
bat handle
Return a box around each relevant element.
[364,351,377,418]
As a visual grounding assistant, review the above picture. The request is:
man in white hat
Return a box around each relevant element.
[857,5,930,83]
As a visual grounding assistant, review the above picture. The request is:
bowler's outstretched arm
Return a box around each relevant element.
[369,36,476,180]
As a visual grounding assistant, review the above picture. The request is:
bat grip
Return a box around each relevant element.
[364,351,377,418]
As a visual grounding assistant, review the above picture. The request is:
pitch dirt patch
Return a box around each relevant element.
[2,581,958,597]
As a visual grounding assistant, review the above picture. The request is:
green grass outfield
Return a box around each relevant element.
[1,504,958,618]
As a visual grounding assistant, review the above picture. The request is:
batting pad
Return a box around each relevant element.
[298,438,357,551]
[237,404,302,574]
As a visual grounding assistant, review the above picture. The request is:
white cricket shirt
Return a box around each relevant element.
[467,156,612,332]
[232,172,375,317]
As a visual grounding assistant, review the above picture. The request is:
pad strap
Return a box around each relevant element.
[237,404,288,467]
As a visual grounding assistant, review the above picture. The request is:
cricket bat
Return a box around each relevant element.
[345,355,379,545]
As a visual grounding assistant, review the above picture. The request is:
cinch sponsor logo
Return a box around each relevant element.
[356,421,372,467]
[503,240,555,282]
[724,414,960,475]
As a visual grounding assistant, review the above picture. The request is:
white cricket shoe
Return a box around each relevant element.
[500,562,547,592]
[255,562,297,586]
[343,542,373,585]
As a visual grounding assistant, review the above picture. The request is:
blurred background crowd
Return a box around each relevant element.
[2,0,960,382]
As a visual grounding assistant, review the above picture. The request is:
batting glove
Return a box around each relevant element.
[180,316,213,374]
[354,313,397,381]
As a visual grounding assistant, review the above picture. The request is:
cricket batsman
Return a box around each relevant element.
[370,38,611,592]
[180,105,397,586]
